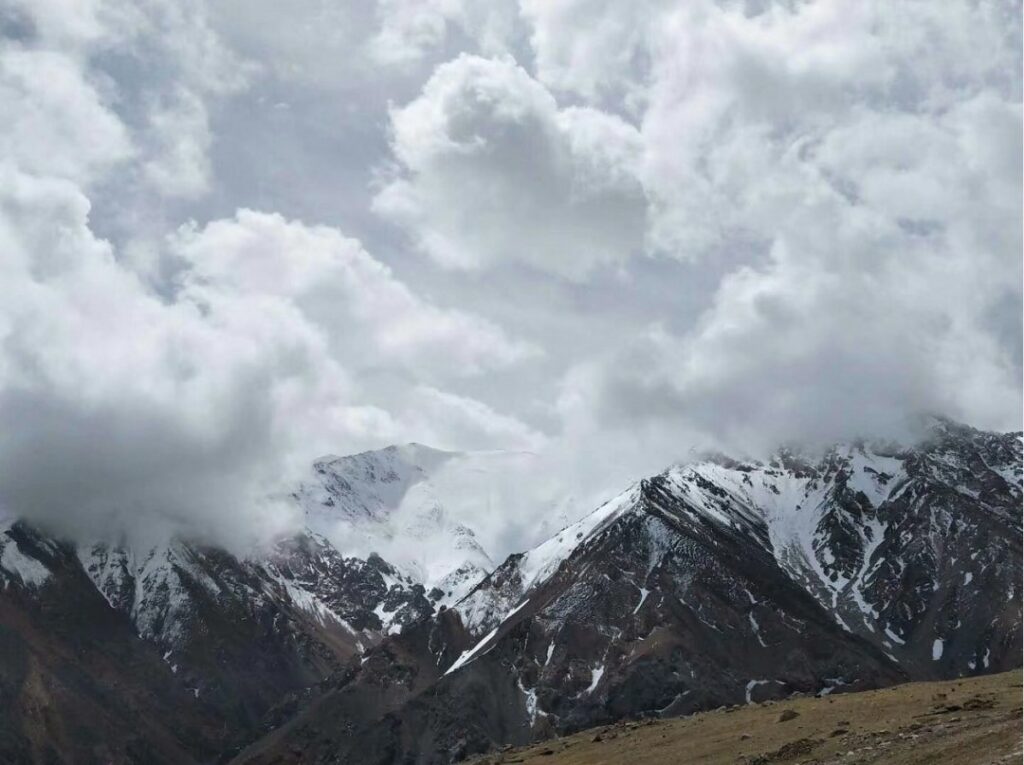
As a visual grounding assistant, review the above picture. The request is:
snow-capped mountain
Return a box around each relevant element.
[455,419,1022,676]
[296,443,499,610]
[1,421,1020,764]
[239,419,1021,764]
[64,443,500,655]
[0,443,504,760]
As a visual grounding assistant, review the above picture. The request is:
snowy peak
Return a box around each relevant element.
[452,423,1021,682]
[304,443,455,525]
[0,520,56,589]
[296,444,506,601]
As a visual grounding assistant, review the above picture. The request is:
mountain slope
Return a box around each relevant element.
[237,420,1022,764]
[1,422,1019,764]
[0,444,503,761]
[468,668,1024,765]
[0,523,224,764]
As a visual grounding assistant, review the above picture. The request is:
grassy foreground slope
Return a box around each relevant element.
[472,669,1023,765]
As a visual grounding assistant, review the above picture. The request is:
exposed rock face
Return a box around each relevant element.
[0,420,1020,764]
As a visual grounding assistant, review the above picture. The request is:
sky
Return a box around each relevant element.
[0,0,1021,556]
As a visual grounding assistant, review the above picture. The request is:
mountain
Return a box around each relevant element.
[235,419,1022,764]
[0,444,505,761]
[0,421,1020,764]
[296,444,500,613]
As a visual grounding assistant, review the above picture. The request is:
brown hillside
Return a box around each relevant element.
[471,669,1023,765]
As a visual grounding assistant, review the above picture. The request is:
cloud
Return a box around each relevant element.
[0,0,1020,560]
[0,170,538,545]
[518,0,662,104]
[0,46,133,185]
[552,0,1023,453]
[171,210,536,378]
[401,386,546,452]
[367,0,522,67]
[374,54,648,280]
[0,0,542,550]
[141,87,213,198]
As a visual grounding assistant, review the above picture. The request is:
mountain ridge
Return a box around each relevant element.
[0,418,1020,764]
[233,419,1020,763]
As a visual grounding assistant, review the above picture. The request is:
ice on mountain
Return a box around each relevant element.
[0,534,50,588]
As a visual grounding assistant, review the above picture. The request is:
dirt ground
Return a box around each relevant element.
[471,669,1024,765]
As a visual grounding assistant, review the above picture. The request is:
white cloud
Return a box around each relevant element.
[596,0,1024,446]
[519,0,662,104]
[141,87,212,198]
[0,0,1020,559]
[0,47,133,185]
[172,210,536,378]
[0,170,538,546]
[367,0,521,66]
[374,54,647,280]
[402,385,546,452]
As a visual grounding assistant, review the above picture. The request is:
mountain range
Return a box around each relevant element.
[0,418,1020,764]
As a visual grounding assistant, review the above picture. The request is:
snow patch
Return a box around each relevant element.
[745,679,771,704]
[633,587,650,615]
[0,540,50,587]
[748,612,768,648]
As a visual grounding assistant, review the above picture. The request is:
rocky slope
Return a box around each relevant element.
[0,444,501,761]
[236,419,1022,764]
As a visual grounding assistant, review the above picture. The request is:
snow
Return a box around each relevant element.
[745,679,771,704]
[276,576,357,633]
[454,484,642,637]
[963,572,973,586]
[585,664,604,694]
[517,485,640,594]
[748,612,768,648]
[659,442,928,650]
[845,448,904,506]
[633,587,650,615]
[544,642,555,666]
[445,625,499,675]
[517,677,546,724]
[847,518,886,625]
[816,677,849,697]
[884,626,906,646]
[0,539,50,587]
[297,444,504,597]
[932,639,944,661]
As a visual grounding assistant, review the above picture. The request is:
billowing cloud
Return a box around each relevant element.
[591,0,1022,450]
[0,166,537,547]
[171,210,536,378]
[367,0,521,66]
[374,54,647,279]
[0,0,1020,558]
[0,47,133,185]
[0,1,538,548]
[519,0,662,104]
